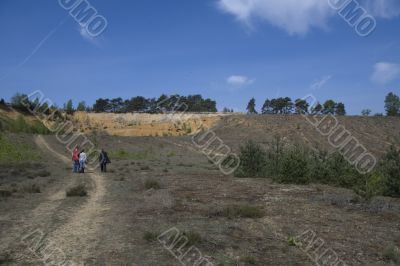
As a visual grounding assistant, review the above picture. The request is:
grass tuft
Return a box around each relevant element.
[223,205,264,219]
[66,184,87,197]
[143,231,160,243]
[240,256,256,265]
[144,180,161,190]
[384,245,400,264]
[22,184,41,194]
[182,231,202,246]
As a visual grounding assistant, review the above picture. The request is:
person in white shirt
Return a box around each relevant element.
[79,149,87,173]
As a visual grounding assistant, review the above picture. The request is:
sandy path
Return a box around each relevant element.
[33,135,108,265]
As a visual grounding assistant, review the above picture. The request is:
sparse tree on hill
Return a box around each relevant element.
[93,98,111,113]
[294,99,309,114]
[110,98,124,113]
[247,98,257,114]
[261,99,273,114]
[385,92,400,116]
[222,107,234,113]
[311,102,323,115]
[11,93,30,111]
[64,99,74,114]
[127,96,148,112]
[323,100,336,114]
[77,101,86,112]
[335,102,346,116]
[361,109,371,116]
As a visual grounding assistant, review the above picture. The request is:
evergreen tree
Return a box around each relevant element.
[361,109,371,116]
[77,101,86,112]
[385,92,400,116]
[261,99,273,114]
[246,98,257,114]
[335,102,346,116]
[64,99,74,114]
[295,99,309,114]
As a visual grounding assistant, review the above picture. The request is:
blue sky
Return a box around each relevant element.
[0,0,399,114]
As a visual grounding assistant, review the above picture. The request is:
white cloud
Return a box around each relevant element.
[371,62,400,85]
[361,0,400,19]
[217,0,400,35]
[310,75,332,90]
[227,75,254,86]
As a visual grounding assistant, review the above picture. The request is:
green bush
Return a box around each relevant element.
[235,141,267,177]
[277,147,310,184]
[233,137,400,199]
[380,146,400,197]
[353,172,385,201]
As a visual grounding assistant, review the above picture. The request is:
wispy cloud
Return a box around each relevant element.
[79,26,102,46]
[216,0,400,35]
[371,62,400,85]
[310,75,332,91]
[362,0,400,19]
[226,75,255,86]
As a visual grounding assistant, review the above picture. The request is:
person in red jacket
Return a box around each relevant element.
[72,146,80,173]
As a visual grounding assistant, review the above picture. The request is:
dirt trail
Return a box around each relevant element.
[34,135,108,265]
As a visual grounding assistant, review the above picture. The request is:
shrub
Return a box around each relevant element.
[31,121,51,134]
[0,253,12,264]
[353,172,385,201]
[143,231,159,242]
[13,115,31,133]
[325,152,359,188]
[287,236,301,247]
[264,135,285,176]
[0,189,12,198]
[223,205,264,219]
[182,231,202,246]
[240,256,256,265]
[384,245,400,264]
[235,141,267,177]
[140,165,151,171]
[22,184,41,193]
[380,146,400,197]
[37,170,51,177]
[277,147,310,184]
[309,150,331,183]
[66,184,87,197]
[0,114,51,134]
[144,180,161,190]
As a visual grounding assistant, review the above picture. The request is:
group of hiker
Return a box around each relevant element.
[72,147,110,173]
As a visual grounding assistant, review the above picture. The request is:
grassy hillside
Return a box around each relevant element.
[0,110,51,134]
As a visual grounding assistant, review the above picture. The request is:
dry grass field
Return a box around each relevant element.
[0,112,400,265]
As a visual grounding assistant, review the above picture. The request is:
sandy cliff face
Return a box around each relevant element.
[72,112,229,136]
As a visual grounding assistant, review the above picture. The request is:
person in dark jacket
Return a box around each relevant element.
[99,149,111,172]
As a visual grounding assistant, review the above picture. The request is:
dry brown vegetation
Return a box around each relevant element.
[0,113,399,265]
